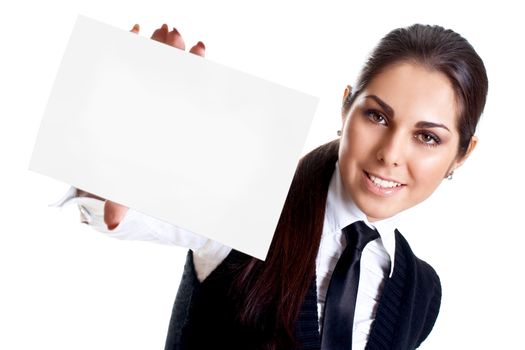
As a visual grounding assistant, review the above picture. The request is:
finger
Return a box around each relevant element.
[189,41,206,57]
[151,23,169,43]
[104,200,129,231]
[130,24,140,34]
[165,27,186,50]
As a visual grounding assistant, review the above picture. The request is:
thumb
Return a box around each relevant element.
[104,200,129,231]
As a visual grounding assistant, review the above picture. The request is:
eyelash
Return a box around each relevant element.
[364,109,442,147]
[365,110,388,126]
[415,132,441,147]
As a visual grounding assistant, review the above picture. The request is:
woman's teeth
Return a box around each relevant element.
[368,174,402,188]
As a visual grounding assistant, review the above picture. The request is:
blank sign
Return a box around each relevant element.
[29,15,319,260]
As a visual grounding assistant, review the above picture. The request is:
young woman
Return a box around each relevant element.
[65,23,488,350]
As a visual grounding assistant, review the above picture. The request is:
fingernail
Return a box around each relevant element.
[132,24,139,31]
[161,23,168,31]
[197,41,205,49]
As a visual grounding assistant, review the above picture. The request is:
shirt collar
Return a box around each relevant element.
[326,161,399,277]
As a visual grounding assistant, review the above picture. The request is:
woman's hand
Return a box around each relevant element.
[98,23,207,230]
[131,23,206,56]
[76,188,126,231]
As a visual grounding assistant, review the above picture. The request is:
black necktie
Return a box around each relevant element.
[320,220,380,350]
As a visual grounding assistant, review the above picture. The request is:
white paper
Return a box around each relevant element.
[29,15,319,260]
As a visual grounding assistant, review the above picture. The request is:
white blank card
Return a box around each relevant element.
[29,15,319,260]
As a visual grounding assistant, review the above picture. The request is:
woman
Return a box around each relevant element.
[67,23,488,349]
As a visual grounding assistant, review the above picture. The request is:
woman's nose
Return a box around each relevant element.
[376,131,408,167]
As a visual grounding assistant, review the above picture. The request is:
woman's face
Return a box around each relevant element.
[338,62,476,221]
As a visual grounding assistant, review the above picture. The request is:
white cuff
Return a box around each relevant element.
[52,187,232,281]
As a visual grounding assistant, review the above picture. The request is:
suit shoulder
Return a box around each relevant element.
[394,230,441,290]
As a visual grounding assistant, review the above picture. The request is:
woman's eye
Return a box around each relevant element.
[416,132,441,146]
[366,110,387,125]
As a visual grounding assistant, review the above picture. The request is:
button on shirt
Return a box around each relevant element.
[53,161,399,349]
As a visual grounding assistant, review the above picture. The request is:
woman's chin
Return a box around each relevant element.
[354,196,403,222]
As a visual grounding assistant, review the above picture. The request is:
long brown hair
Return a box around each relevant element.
[232,24,488,349]
[231,139,339,349]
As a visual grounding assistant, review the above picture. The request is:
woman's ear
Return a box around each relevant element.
[341,85,353,120]
[342,85,352,104]
[453,135,478,171]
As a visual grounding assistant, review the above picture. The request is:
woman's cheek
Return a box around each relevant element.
[410,153,450,187]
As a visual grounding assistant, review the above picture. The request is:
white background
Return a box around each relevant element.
[1,0,523,348]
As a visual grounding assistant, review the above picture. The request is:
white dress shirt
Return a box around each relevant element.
[53,161,399,349]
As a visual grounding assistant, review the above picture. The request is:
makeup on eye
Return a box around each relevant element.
[361,97,451,143]
[360,95,393,126]
[414,131,442,147]
[364,109,388,125]
[362,106,447,148]
[362,94,453,132]
[364,94,395,117]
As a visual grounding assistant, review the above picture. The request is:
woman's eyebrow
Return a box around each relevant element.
[364,95,394,117]
[415,121,451,132]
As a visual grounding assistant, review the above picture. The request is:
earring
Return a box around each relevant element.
[337,130,342,137]
[447,171,454,180]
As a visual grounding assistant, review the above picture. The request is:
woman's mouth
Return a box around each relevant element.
[363,171,406,196]
[366,172,403,188]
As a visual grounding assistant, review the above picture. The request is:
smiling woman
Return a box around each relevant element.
[214,24,487,350]
[339,62,475,221]
[66,23,488,350]
[335,23,487,225]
